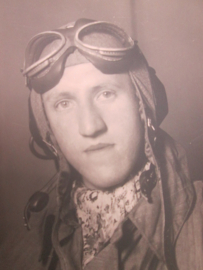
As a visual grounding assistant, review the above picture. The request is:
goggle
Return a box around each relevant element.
[22,19,136,93]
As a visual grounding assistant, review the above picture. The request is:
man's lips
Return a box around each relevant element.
[84,143,114,153]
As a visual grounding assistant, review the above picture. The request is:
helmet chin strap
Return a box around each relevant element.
[29,136,57,160]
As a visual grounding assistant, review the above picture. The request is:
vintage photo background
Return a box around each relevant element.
[0,0,203,247]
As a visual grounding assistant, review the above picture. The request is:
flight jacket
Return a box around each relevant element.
[1,131,202,270]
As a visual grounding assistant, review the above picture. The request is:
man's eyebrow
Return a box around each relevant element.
[44,91,75,102]
[44,82,122,102]
[92,83,121,93]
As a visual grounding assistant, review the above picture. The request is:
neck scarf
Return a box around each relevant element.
[73,162,150,267]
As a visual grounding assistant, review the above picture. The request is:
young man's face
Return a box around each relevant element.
[43,63,144,189]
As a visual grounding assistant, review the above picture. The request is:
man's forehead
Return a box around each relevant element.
[42,63,132,100]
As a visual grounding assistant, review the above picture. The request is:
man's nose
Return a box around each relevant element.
[78,104,107,137]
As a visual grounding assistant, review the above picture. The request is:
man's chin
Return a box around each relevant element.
[82,171,130,190]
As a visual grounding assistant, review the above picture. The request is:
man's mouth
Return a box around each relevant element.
[84,143,114,153]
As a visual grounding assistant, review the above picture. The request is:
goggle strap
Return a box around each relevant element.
[26,60,51,77]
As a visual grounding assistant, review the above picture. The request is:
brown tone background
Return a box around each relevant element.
[0,0,203,244]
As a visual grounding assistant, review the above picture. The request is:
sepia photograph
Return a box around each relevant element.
[0,1,203,269]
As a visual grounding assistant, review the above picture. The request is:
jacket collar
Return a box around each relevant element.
[128,180,165,261]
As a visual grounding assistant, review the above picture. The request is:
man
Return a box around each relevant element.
[20,19,202,269]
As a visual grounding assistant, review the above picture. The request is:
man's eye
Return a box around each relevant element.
[97,90,116,100]
[55,100,71,110]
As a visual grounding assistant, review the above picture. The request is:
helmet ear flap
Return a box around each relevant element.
[28,97,57,160]
[148,67,168,125]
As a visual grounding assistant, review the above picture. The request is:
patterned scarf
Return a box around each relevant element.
[73,162,150,267]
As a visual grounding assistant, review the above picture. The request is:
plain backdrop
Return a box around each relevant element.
[0,0,203,244]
